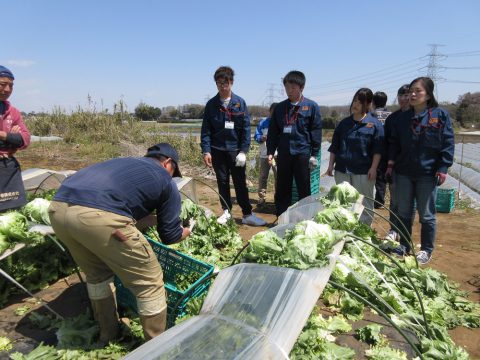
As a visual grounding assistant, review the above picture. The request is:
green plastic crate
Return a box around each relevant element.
[115,236,214,328]
[291,152,321,204]
[436,188,455,213]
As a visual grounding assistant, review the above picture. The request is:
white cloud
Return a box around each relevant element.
[7,59,36,67]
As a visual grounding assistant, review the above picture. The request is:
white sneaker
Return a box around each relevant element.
[217,210,231,225]
[242,213,267,226]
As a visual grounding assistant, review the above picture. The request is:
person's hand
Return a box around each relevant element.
[267,154,273,166]
[436,172,447,186]
[10,125,20,133]
[368,167,377,181]
[203,153,212,168]
[235,152,246,167]
[385,165,394,184]
[0,131,7,141]
[326,165,334,177]
[309,156,318,171]
[261,135,267,142]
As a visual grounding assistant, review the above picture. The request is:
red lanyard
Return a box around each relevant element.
[220,105,244,121]
[284,96,303,126]
[411,108,440,135]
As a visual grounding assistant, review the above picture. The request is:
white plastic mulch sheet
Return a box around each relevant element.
[123,242,344,360]
[277,200,325,225]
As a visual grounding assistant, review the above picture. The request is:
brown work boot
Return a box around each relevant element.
[140,308,167,341]
[90,295,120,344]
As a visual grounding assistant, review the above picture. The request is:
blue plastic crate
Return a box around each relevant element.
[436,188,455,213]
[115,236,214,328]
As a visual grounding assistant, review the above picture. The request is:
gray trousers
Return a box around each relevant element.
[334,171,375,225]
[258,157,277,201]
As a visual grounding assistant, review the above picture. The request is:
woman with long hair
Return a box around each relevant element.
[387,77,455,265]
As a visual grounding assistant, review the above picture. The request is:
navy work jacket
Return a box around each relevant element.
[201,93,251,153]
[388,107,454,176]
[54,157,183,245]
[266,97,322,157]
[328,114,384,174]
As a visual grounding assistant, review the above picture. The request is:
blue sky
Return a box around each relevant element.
[3,0,480,113]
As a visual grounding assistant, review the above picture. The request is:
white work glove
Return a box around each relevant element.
[188,219,196,232]
[235,152,246,167]
[309,156,318,170]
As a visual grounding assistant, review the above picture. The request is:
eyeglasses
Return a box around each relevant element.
[216,80,230,87]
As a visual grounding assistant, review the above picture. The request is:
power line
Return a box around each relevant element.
[441,66,480,70]
[444,79,480,84]
[309,56,424,89]
[444,50,480,57]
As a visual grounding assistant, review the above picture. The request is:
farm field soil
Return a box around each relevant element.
[1,153,479,358]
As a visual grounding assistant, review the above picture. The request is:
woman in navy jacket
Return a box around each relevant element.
[327,88,384,224]
[387,77,455,265]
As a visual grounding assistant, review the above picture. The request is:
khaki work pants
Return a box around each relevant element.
[48,201,167,314]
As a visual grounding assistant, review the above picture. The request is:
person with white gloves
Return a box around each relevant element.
[267,70,322,216]
[201,66,266,226]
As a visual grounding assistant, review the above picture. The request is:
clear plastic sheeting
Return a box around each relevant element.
[124,242,345,360]
[278,201,325,225]
[174,176,198,203]
[442,175,480,208]
[279,195,364,226]
[21,168,74,192]
[449,162,480,195]
[289,192,327,208]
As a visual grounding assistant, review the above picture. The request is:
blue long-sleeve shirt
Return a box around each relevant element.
[201,93,251,153]
[255,117,270,158]
[54,157,183,244]
[328,113,384,174]
[266,97,322,157]
[388,107,455,176]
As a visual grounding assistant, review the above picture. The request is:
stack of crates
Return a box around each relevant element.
[436,188,455,213]
[291,152,321,204]
[115,236,214,328]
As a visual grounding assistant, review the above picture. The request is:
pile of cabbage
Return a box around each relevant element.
[241,181,480,359]
[244,216,347,270]
[0,194,76,306]
[244,182,360,270]
[0,198,51,253]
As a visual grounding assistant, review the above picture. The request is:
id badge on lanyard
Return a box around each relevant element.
[221,105,242,130]
[284,98,303,133]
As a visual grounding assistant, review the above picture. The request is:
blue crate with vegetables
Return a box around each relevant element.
[115,236,214,328]
[116,198,243,327]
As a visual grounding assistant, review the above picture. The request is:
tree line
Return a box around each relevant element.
[23,92,480,130]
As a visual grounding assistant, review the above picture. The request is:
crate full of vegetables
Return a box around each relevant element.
[115,236,214,328]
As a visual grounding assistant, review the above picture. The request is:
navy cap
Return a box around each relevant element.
[0,66,14,80]
[146,143,182,177]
